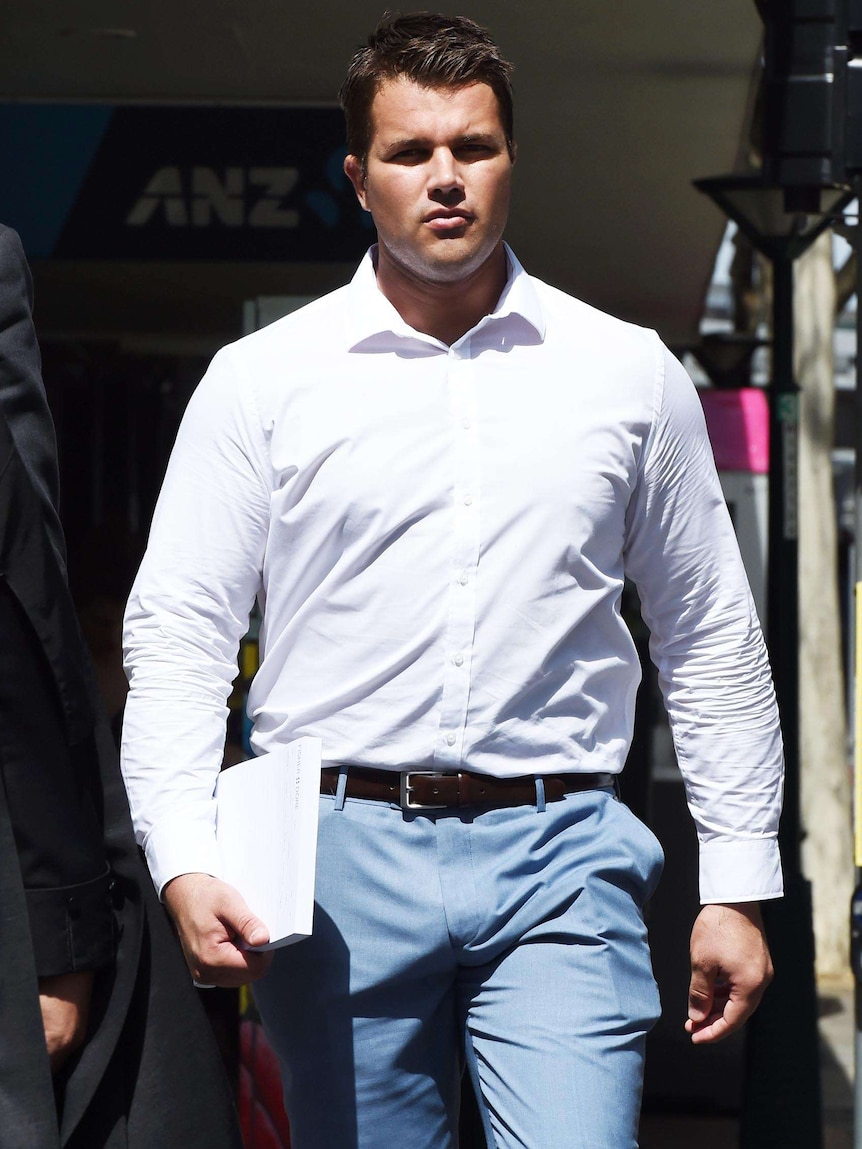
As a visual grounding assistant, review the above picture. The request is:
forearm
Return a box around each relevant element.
[662,606,784,902]
[120,677,226,894]
[663,621,784,903]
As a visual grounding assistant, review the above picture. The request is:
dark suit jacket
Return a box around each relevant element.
[0,224,243,1149]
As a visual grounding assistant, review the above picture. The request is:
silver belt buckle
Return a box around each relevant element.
[400,770,449,810]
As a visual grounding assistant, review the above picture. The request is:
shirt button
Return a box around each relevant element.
[446,732,457,746]
[462,418,472,430]
[453,653,464,667]
[458,571,469,586]
[463,494,473,506]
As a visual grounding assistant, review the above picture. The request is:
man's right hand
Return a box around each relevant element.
[162,872,274,987]
[39,970,94,1073]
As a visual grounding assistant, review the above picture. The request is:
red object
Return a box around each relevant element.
[699,387,769,474]
[239,1020,292,1148]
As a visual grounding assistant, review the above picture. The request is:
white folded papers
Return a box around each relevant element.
[215,737,321,950]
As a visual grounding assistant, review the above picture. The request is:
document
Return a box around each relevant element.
[215,737,321,950]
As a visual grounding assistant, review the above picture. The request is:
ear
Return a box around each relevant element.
[344,154,370,211]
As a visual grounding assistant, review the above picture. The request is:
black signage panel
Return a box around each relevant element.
[0,104,373,261]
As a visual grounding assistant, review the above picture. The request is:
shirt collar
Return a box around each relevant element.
[344,243,546,351]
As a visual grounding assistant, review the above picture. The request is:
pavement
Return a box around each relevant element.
[638,979,856,1148]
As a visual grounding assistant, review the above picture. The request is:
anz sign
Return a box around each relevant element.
[127,167,301,229]
[0,104,373,262]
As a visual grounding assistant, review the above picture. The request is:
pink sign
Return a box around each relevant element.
[699,388,769,474]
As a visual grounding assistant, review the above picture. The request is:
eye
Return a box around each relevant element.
[456,143,496,160]
[390,148,428,164]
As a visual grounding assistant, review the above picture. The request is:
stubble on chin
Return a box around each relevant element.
[380,231,504,290]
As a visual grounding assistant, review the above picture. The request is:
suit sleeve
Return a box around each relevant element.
[0,226,114,976]
[0,227,65,567]
[0,582,114,975]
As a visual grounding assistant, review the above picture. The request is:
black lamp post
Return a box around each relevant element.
[694,172,853,1149]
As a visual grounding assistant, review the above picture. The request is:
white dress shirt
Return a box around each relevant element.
[121,245,784,905]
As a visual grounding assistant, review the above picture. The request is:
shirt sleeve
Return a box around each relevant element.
[623,337,784,904]
[121,346,272,895]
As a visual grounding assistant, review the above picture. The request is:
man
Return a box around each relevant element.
[0,223,243,1149]
[121,14,782,1148]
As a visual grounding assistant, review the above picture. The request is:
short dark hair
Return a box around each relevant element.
[339,12,514,165]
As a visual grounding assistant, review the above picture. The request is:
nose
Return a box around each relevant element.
[427,148,464,201]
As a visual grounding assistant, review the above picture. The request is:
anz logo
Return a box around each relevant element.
[126,166,301,228]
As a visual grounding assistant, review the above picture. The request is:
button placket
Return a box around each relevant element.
[435,342,481,767]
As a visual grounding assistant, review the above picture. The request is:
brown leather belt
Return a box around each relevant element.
[320,765,615,811]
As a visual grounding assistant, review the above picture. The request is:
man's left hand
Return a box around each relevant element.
[686,901,773,1044]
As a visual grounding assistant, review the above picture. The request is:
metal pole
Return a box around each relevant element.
[739,247,824,1148]
[769,250,801,874]
[850,196,862,1149]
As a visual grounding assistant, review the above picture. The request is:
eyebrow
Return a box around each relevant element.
[382,137,427,151]
[381,131,501,152]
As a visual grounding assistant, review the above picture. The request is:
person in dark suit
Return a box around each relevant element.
[0,222,244,1148]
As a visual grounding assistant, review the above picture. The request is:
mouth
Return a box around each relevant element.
[424,209,474,231]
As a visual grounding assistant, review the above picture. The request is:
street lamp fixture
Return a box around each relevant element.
[693,173,853,260]
[692,331,767,390]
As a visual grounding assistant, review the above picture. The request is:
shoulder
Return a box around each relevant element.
[222,284,351,368]
[524,274,663,398]
[532,275,658,353]
[0,224,23,258]
[0,224,21,251]
[0,226,29,287]
[182,285,352,428]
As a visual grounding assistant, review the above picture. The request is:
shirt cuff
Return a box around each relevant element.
[142,802,220,898]
[26,866,116,978]
[698,837,784,904]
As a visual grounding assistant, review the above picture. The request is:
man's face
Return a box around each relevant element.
[344,77,513,288]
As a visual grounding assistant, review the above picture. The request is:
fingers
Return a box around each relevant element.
[685,977,733,1043]
[686,973,764,1043]
[689,955,717,1029]
[163,872,274,988]
[685,984,749,1044]
[209,879,268,949]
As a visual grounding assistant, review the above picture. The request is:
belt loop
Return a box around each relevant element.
[334,764,348,812]
[534,776,546,813]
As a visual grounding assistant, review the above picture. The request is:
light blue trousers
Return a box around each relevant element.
[253,783,664,1149]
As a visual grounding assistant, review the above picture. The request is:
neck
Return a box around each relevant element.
[374,244,508,345]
